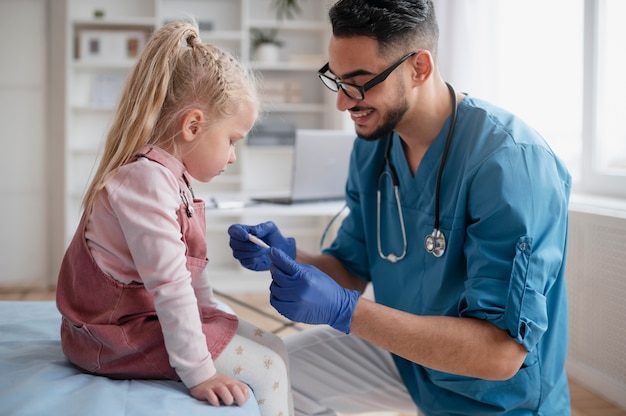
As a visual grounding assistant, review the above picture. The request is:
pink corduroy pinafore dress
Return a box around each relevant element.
[56,147,238,381]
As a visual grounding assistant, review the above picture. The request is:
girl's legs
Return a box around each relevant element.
[214,320,293,416]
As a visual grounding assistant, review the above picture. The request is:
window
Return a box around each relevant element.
[437,0,626,199]
[580,0,626,198]
[489,1,583,186]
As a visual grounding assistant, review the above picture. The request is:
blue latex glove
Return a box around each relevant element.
[268,248,360,334]
[228,222,296,271]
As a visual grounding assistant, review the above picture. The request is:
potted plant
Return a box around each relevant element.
[273,0,302,20]
[251,28,283,62]
[250,1,301,63]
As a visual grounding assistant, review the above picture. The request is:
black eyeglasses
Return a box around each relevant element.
[318,51,417,101]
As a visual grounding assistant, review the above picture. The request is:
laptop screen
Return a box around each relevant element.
[289,129,356,202]
[251,129,356,204]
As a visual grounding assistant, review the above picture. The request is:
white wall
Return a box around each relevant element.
[0,0,50,288]
[566,199,626,409]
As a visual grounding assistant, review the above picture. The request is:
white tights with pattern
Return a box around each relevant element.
[214,319,293,416]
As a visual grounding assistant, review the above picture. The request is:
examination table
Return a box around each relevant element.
[0,300,261,415]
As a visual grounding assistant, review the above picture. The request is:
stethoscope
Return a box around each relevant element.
[377,82,458,262]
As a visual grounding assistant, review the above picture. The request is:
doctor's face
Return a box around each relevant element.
[326,36,411,141]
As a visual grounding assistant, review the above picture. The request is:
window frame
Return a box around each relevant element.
[579,0,626,199]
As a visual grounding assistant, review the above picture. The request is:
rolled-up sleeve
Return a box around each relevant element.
[459,144,569,352]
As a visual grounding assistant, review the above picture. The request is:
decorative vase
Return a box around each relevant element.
[255,43,281,63]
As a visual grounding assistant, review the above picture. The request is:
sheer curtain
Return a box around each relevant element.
[336,1,584,180]
[434,0,583,180]
[435,0,500,100]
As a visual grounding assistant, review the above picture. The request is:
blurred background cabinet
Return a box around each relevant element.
[61,0,157,246]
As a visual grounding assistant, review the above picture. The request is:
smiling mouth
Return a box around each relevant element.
[350,108,374,123]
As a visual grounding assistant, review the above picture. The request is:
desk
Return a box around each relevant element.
[203,197,347,293]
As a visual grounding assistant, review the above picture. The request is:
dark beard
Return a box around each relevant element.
[355,97,409,142]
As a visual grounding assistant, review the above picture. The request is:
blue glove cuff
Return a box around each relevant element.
[330,288,360,334]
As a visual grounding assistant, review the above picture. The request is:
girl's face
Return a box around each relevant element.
[181,103,257,182]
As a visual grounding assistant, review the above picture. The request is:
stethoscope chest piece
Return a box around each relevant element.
[425,228,446,257]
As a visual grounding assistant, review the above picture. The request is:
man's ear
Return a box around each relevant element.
[410,50,434,86]
[181,109,204,142]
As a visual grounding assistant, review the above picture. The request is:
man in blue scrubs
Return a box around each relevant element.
[228,0,572,414]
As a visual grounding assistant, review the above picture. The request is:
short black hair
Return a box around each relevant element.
[328,0,439,58]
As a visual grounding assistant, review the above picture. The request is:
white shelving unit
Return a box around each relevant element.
[157,0,334,129]
[58,0,344,290]
[64,4,156,237]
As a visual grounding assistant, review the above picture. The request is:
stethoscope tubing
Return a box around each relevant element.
[378,82,458,261]
[320,82,458,262]
[377,170,407,263]
[433,82,458,231]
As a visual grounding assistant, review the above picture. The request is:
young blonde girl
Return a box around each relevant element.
[56,21,292,415]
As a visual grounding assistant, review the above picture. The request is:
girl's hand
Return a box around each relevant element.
[189,373,250,406]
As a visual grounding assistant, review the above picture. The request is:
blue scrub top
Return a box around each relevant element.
[324,96,572,415]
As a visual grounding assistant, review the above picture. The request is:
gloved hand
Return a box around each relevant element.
[268,248,360,334]
[228,222,296,271]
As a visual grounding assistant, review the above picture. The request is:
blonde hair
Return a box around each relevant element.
[82,21,258,213]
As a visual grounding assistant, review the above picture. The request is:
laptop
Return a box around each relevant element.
[252,129,356,204]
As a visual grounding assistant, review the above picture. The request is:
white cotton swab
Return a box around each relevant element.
[248,234,270,249]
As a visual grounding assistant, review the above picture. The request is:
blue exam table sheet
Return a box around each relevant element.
[0,301,261,416]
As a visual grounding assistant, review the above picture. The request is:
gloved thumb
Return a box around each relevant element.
[269,247,300,276]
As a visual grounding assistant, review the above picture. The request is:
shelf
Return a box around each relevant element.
[71,104,116,112]
[72,60,136,70]
[68,145,101,154]
[72,17,156,28]
[200,30,243,42]
[250,61,321,71]
[204,200,346,218]
[248,19,327,32]
[261,103,326,113]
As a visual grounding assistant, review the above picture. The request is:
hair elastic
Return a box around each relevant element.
[187,34,201,47]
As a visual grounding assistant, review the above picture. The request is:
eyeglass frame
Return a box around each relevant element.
[317,51,417,101]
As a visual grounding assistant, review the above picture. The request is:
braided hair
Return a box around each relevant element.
[82,21,258,213]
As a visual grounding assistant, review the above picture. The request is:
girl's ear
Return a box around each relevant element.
[181,109,204,142]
